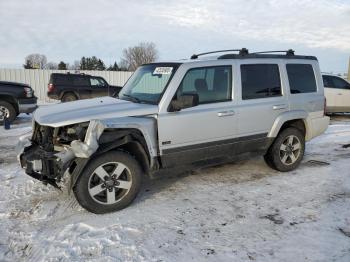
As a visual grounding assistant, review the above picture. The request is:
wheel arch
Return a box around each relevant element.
[60,90,80,100]
[69,127,154,190]
[0,95,19,114]
[268,111,308,138]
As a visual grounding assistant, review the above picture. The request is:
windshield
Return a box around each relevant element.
[119,63,179,104]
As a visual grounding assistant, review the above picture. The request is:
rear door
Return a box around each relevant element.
[72,75,90,99]
[235,62,288,153]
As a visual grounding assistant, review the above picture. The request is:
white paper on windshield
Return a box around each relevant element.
[153,67,173,75]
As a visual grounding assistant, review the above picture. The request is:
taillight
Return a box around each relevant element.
[324,96,327,116]
[48,83,55,92]
[24,87,33,98]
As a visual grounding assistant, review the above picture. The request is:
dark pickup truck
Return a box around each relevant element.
[0,81,37,122]
[47,73,123,102]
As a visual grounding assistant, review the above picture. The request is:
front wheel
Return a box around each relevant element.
[74,151,142,214]
[264,127,305,172]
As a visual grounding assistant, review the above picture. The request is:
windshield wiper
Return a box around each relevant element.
[122,94,141,103]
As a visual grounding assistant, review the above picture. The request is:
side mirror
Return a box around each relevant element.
[169,93,199,112]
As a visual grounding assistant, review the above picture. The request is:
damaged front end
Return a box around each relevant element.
[16,120,105,189]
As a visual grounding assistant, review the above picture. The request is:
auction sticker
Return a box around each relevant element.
[153,67,173,75]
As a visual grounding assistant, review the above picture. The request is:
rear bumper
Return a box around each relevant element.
[18,97,38,113]
[306,115,330,141]
[47,92,60,100]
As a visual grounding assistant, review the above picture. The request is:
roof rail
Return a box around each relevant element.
[252,49,295,56]
[190,48,249,59]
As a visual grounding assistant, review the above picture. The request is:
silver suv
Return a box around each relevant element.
[17,49,329,213]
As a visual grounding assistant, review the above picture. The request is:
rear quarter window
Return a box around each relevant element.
[73,76,90,86]
[286,64,317,94]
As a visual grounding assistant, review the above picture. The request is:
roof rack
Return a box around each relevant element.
[190,48,248,59]
[251,49,295,56]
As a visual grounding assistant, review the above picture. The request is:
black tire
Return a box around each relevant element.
[61,92,77,102]
[264,127,305,172]
[0,100,17,123]
[74,151,142,214]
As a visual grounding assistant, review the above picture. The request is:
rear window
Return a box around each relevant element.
[241,64,281,100]
[286,64,317,94]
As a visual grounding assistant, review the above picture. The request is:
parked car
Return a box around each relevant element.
[323,74,350,113]
[0,81,37,122]
[17,48,329,214]
[47,73,122,102]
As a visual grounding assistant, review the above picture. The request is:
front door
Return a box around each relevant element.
[90,77,109,98]
[323,75,350,112]
[158,65,238,167]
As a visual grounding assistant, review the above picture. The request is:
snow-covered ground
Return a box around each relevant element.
[0,114,350,262]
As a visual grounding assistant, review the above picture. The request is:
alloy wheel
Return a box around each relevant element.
[279,135,301,165]
[88,162,132,205]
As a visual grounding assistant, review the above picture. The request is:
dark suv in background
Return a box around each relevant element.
[47,73,122,102]
[0,81,37,122]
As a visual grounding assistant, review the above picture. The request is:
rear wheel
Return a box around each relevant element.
[0,100,16,123]
[61,92,77,102]
[74,151,142,214]
[264,127,305,172]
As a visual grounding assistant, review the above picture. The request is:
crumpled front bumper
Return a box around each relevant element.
[16,134,75,189]
[16,120,106,188]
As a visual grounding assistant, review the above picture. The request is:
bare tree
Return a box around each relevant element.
[120,42,158,71]
[45,62,58,69]
[23,54,47,69]
[69,60,81,70]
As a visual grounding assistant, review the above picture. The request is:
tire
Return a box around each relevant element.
[74,151,142,214]
[61,92,77,102]
[264,127,305,172]
[0,100,17,123]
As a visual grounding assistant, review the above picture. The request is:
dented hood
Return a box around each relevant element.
[34,97,158,127]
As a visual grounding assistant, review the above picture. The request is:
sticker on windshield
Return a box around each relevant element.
[153,67,173,75]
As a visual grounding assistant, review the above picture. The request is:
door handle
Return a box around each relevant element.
[272,104,287,110]
[337,93,342,95]
[217,110,235,117]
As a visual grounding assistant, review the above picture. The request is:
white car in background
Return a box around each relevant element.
[323,74,350,113]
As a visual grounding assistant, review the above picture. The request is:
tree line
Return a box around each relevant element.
[23,42,158,71]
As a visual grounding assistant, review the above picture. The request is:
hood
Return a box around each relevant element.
[34,97,158,127]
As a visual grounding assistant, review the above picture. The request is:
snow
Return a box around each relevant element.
[0,114,350,262]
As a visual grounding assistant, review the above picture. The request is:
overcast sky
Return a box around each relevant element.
[0,0,349,73]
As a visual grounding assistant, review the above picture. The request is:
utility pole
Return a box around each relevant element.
[348,57,350,81]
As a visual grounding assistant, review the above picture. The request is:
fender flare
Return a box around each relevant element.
[69,133,151,191]
[268,110,308,138]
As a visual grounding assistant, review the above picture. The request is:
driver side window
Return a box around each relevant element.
[90,77,106,87]
[332,76,350,89]
[176,65,232,104]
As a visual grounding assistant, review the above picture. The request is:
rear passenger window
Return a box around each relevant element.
[73,76,89,86]
[179,66,232,104]
[322,75,334,88]
[241,64,281,100]
[53,75,72,85]
[286,64,317,94]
